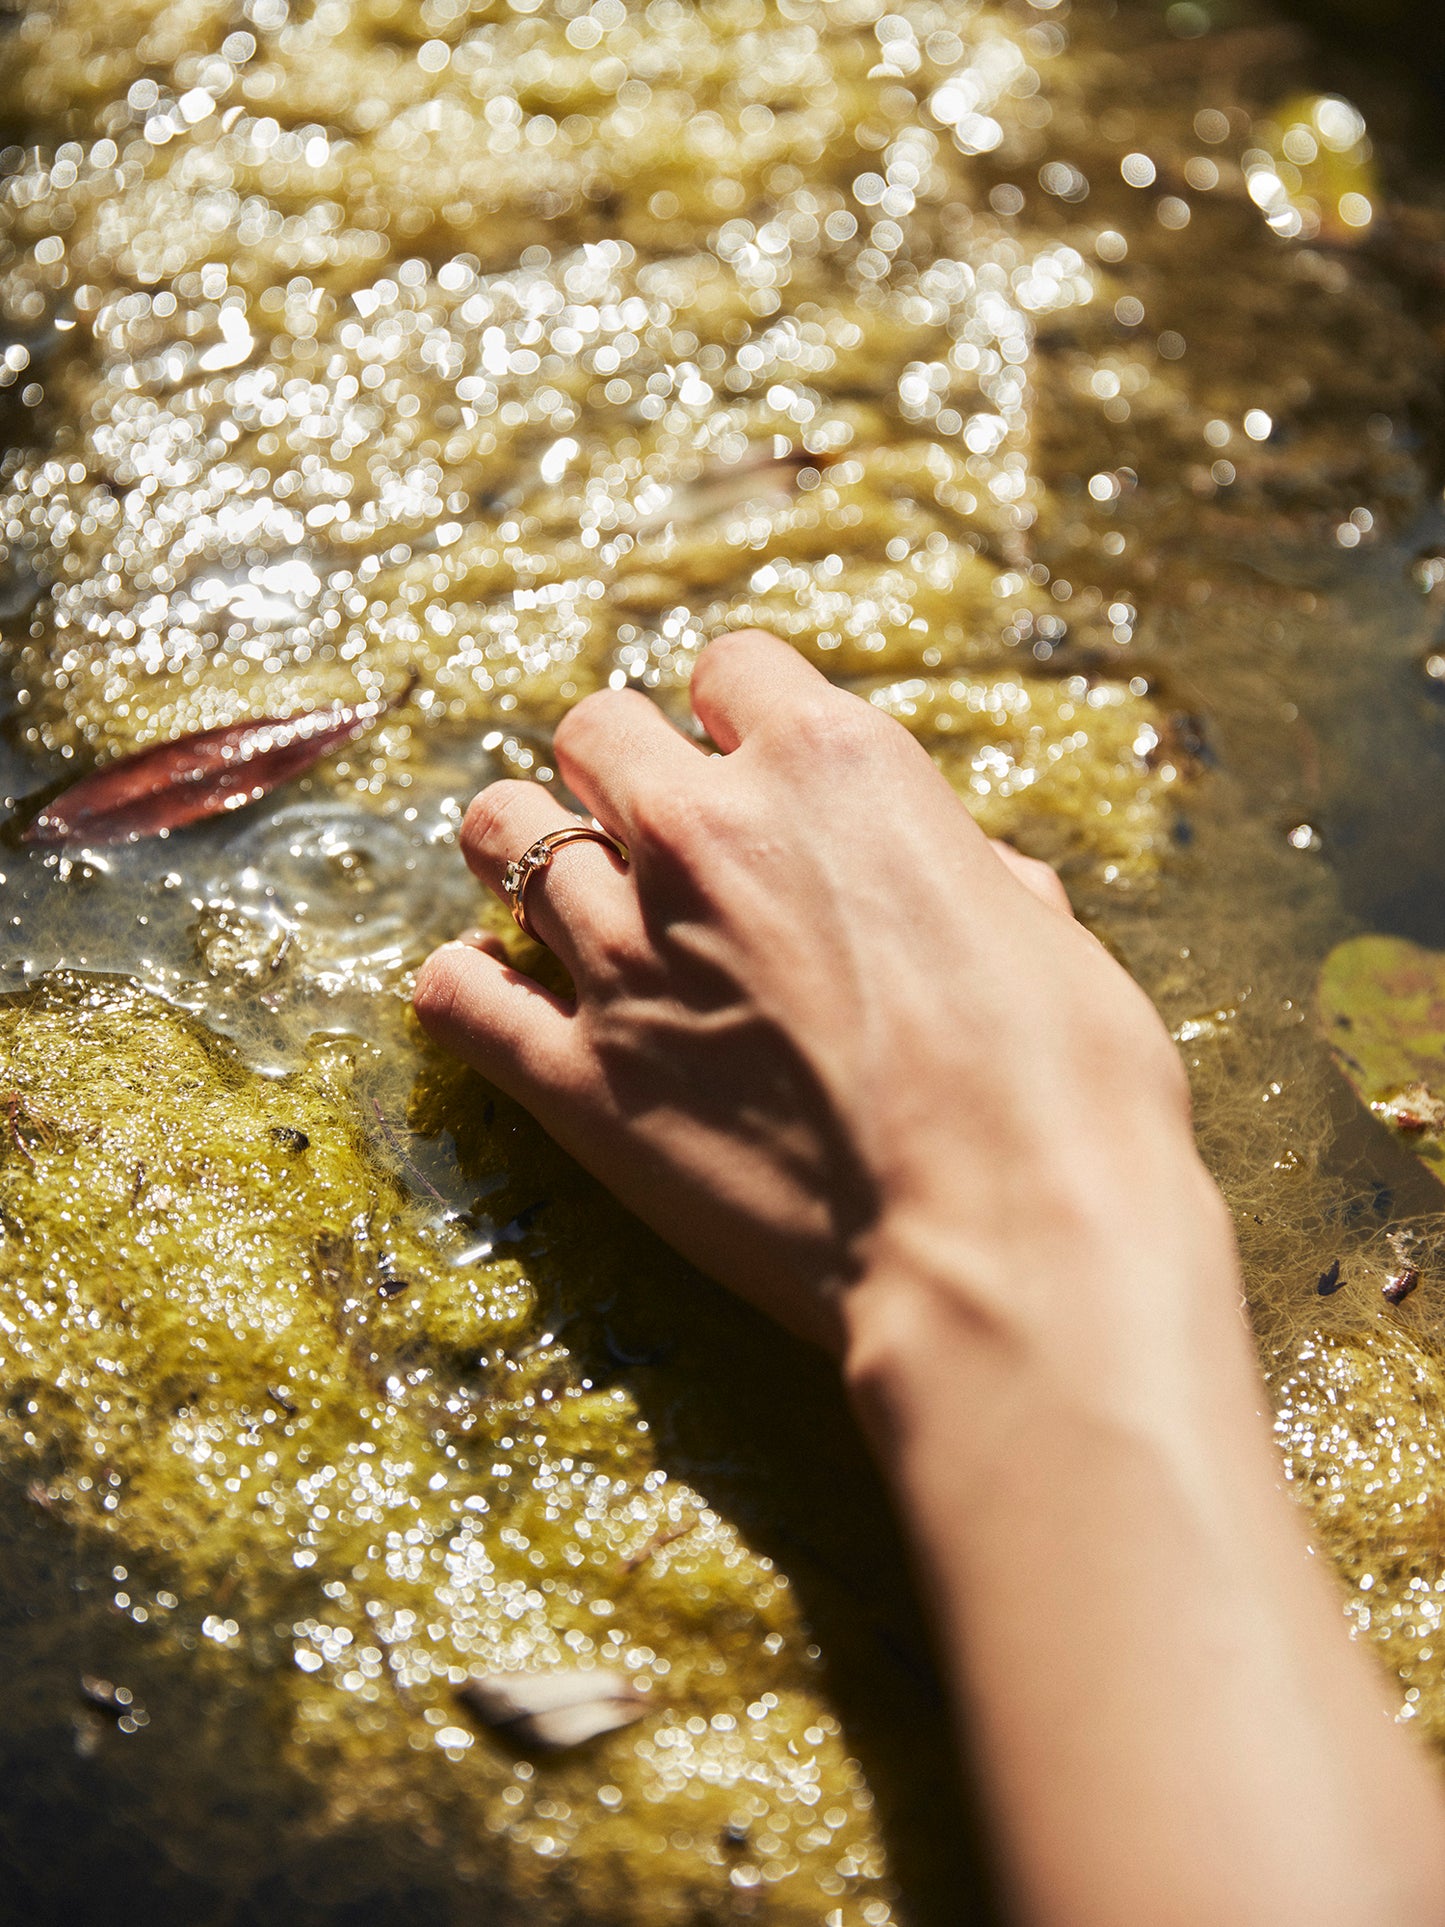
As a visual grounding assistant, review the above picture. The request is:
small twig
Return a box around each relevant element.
[622,1520,701,1573]
[370,1097,446,1202]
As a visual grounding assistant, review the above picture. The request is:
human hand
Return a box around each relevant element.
[419,633,1445,1927]
[414,630,1205,1354]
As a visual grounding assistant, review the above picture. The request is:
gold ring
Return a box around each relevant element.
[502,825,627,942]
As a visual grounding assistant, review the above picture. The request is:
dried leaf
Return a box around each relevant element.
[20,678,413,848]
[456,1669,646,1752]
[1317,934,1445,1189]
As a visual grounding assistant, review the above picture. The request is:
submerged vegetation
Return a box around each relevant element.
[0,974,896,1920]
[2,0,1445,1918]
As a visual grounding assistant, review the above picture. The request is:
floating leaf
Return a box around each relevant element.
[456,1669,647,1752]
[1317,934,1445,1188]
[19,678,413,848]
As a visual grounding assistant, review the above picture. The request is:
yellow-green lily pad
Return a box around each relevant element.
[1318,934,1445,1187]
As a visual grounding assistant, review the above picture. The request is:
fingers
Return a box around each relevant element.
[688,628,835,752]
[987,839,1075,918]
[551,686,706,838]
[459,780,634,968]
[413,940,579,1104]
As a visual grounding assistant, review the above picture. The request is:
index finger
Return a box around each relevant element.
[687,630,838,753]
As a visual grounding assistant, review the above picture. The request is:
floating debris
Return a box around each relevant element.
[375,1255,410,1300]
[456,1670,647,1752]
[20,682,413,849]
[1316,1258,1346,1296]
[1374,1084,1445,1136]
[79,1676,148,1731]
[633,444,832,534]
[1383,1267,1422,1306]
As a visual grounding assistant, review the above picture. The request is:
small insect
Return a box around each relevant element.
[20,674,415,848]
[312,1229,356,1290]
[1383,1267,1421,1306]
[621,1521,699,1573]
[633,444,834,535]
[376,1255,410,1300]
[1316,1258,1345,1296]
[369,1097,446,1202]
[269,1125,310,1152]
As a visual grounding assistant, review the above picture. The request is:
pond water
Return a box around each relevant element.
[2,1,1445,1921]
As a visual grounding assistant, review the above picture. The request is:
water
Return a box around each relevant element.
[2,1,1445,1920]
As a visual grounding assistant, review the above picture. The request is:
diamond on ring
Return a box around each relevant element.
[501,825,627,945]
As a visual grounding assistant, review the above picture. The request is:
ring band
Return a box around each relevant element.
[502,825,628,942]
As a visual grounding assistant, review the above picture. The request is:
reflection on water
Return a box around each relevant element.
[2,0,1445,1922]
[1,723,495,1058]
[203,800,462,992]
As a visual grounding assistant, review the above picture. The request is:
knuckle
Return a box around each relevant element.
[785,692,882,760]
[1157,1031,1195,1115]
[584,919,647,991]
[1022,853,1074,912]
[1109,991,1191,1110]
[691,628,780,697]
[553,687,636,757]
[627,771,729,862]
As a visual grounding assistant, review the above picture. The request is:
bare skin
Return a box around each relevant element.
[415,629,1445,1926]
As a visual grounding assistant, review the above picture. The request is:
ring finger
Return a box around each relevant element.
[458,779,635,975]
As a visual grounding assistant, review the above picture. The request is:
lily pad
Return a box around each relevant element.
[1318,934,1445,1187]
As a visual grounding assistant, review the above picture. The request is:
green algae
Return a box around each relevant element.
[0,971,915,1922]
[3,0,1445,1919]
[1275,1328,1445,1748]
[1,0,1439,779]
[868,669,1182,887]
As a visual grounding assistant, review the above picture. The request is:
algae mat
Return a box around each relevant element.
[3,0,1445,1920]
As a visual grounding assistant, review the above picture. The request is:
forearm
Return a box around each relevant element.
[845,1160,1445,1927]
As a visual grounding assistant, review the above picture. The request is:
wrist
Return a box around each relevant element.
[841,1147,1247,1483]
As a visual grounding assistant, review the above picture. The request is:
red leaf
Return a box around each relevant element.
[21,679,414,848]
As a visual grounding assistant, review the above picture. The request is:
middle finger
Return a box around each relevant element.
[551,687,708,840]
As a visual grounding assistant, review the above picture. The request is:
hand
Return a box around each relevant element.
[414,630,1197,1353]
[415,631,1445,1927]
